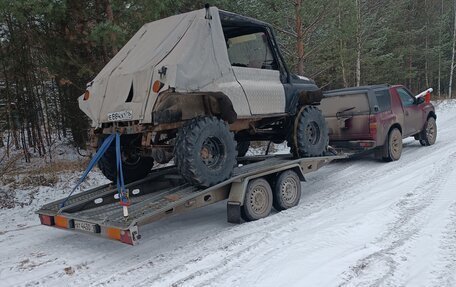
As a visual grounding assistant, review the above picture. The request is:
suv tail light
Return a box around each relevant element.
[369,115,377,139]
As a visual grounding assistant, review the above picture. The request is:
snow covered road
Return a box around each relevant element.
[1,101,456,287]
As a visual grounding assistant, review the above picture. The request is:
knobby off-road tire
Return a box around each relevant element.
[241,178,273,221]
[97,139,154,184]
[383,128,402,162]
[175,116,237,187]
[419,117,437,146]
[273,170,302,211]
[289,106,329,157]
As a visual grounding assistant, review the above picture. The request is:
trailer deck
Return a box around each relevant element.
[37,154,343,245]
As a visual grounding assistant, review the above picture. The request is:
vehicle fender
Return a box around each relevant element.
[152,92,237,124]
[286,85,323,115]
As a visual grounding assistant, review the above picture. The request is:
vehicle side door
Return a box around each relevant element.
[225,30,286,115]
[396,87,423,136]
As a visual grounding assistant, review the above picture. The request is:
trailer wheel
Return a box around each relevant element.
[383,128,402,162]
[241,178,273,221]
[273,170,301,211]
[419,117,437,146]
[175,116,237,187]
[289,106,329,157]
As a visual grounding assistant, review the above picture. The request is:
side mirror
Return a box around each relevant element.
[416,97,425,105]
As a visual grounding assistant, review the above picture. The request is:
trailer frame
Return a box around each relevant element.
[36,154,344,245]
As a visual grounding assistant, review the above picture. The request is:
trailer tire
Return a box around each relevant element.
[273,170,301,211]
[382,128,402,162]
[419,117,437,146]
[289,106,328,157]
[97,137,154,184]
[175,116,237,187]
[241,178,273,221]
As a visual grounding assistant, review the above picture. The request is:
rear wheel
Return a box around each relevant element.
[419,117,437,146]
[273,170,301,211]
[383,128,402,162]
[175,116,237,187]
[241,178,273,221]
[289,106,328,157]
[97,136,154,183]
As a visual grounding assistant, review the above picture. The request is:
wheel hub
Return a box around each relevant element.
[250,186,269,214]
[200,137,224,168]
[281,177,298,203]
[306,121,321,145]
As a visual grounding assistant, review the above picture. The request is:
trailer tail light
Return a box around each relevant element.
[54,215,69,228]
[39,214,55,226]
[106,227,135,245]
[107,227,121,240]
[120,230,134,245]
[369,115,377,139]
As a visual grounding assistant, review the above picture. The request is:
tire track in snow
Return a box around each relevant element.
[338,151,456,287]
[88,141,452,287]
[428,202,456,287]
[125,152,447,286]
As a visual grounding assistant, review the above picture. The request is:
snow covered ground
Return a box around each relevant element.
[1,100,456,287]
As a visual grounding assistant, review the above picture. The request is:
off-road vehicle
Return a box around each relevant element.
[320,85,436,161]
[79,6,329,187]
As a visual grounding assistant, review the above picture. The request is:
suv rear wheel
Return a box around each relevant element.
[383,128,402,162]
[175,116,237,187]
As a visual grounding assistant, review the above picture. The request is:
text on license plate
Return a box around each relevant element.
[74,221,98,233]
[107,110,133,122]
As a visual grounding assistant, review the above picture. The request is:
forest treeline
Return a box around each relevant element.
[0,0,455,160]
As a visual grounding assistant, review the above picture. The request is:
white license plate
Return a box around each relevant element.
[74,221,97,233]
[107,110,133,122]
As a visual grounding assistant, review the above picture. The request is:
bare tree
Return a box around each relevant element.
[449,0,456,98]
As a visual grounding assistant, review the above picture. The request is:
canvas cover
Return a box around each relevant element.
[79,7,233,127]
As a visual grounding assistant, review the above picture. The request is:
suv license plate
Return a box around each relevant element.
[74,221,97,233]
[107,110,133,122]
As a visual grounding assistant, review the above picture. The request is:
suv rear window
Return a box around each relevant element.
[375,90,391,112]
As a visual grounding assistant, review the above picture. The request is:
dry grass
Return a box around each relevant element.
[26,159,90,175]
[0,158,90,188]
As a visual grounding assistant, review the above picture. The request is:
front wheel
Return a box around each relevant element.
[174,116,237,187]
[383,128,402,162]
[419,117,437,146]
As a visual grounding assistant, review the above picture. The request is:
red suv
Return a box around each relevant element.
[320,84,437,161]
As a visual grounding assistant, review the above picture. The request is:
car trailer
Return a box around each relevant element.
[36,154,343,245]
